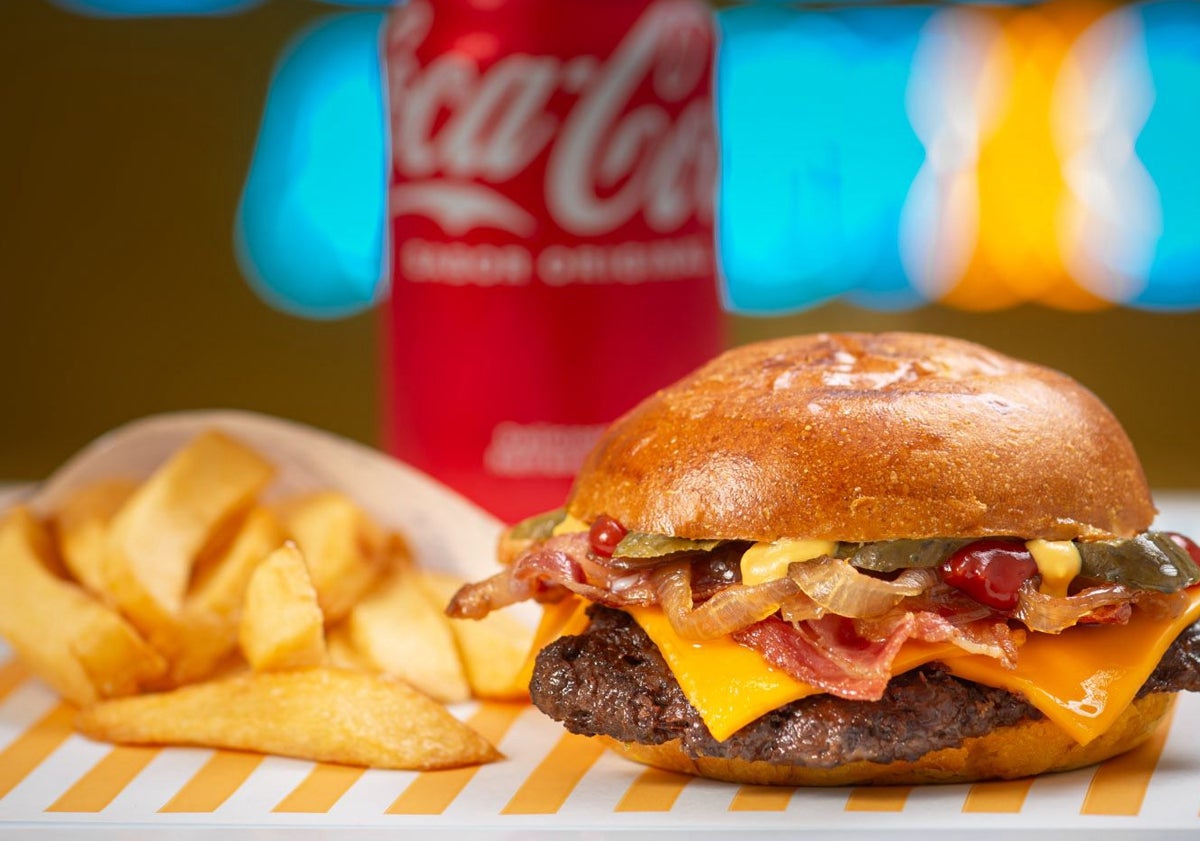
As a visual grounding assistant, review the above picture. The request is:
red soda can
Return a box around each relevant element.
[383,0,724,523]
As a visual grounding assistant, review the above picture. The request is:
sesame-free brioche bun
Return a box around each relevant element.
[567,332,1154,543]
[598,693,1174,787]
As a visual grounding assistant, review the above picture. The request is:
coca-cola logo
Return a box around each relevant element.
[387,0,715,238]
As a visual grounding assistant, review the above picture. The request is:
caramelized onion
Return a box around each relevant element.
[787,557,936,619]
[1131,588,1189,620]
[1013,581,1137,633]
[779,592,823,624]
[653,561,799,640]
[446,567,539,619]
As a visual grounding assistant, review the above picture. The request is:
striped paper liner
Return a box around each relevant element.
[2,650,1199,833]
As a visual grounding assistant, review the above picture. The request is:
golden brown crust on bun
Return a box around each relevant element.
[567,332,1154,542]
[598,693,1173,786]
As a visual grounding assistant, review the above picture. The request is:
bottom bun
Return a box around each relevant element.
[598,693,1175,786]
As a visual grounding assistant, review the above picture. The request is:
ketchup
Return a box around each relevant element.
[941,540,1039,611]
[589,515,628,558]
[1168,532,1200,567]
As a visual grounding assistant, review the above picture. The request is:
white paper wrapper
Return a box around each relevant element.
[1,411,1200,838]
[20,410,505,583]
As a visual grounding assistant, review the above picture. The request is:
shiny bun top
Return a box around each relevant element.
[566,332,1154,542]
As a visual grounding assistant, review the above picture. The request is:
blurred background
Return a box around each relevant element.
[2,0,1199,502]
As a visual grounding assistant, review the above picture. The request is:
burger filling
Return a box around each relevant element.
[446,509,1200,750]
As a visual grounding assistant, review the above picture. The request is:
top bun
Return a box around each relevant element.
[566,333,1154,542]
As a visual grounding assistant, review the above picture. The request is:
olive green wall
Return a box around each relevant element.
[0,1,378,480]
[2,1,1198,489]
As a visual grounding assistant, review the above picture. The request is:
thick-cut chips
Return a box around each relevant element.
[275,491,387,624]
[106,430,275,615]
[189,506,285,623]
[156,506,290,682]
[239,543,326,672]
[421,571,533,701]
[52,478,138,597]
[345,541,470,703]
[325,624,372,671]
[0,428,522,770]
[0,507,165,705]
[75,668,502,770]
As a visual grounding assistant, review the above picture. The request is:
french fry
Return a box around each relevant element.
[92,548,229,688]
[71,621,168,699]
[76,668,502,770]
[106,430,275,615]
[8,500,67,574]
[325,623,372,671]
[345,545,470,703]
[188,506,284,624]
[420,571,533,701]
[148,506,291,684]
[166,610,245,687]
[275,491,386,624]
[239,543,326,672]
[52,478,138,597]
[0,507,165,705]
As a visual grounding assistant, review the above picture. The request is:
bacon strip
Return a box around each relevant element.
[733,604,1023,701]
[446,532,657,619]
[890,611,1018,666]
[733,615,912,700]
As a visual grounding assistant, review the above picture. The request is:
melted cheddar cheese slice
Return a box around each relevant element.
[944,586,1200,744]
[625,604,959,742]
[627,586,1200,745]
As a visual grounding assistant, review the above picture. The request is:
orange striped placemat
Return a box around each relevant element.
[2,648,1200,832]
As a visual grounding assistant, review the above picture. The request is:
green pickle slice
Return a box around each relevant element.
[1077,532,1200,592]
[841,538,975,573]
[508,508,566,542]
[612,532,723,560]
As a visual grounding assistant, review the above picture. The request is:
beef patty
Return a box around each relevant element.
[530,605,1200,768]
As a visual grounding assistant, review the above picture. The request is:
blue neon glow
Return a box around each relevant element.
[1136,0,1200,310]
[716,4,930,314]
[235,12,389,320]
[50,0,1200,314]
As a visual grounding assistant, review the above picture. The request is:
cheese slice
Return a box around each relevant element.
[517,596,591,688]
[625,604,959,741]
[944,586,1200,744]
[627,587,1200,745]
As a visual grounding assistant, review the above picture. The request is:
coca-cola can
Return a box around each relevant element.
[383,0,724,523]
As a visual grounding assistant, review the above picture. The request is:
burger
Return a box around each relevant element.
[447,332,1200,785]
